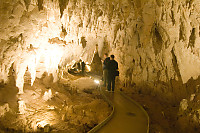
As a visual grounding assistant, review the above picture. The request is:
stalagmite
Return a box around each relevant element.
[1,0,200,132]
[18,99,26,114]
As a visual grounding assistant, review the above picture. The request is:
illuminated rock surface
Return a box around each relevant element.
[1,0,200,132]
[0,75,111,132]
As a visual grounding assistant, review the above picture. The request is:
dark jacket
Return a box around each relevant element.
[103,57,110,70]
[107,60,118,77]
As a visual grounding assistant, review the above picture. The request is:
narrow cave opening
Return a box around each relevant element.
[188,28,196,49]
[179,21,185,41]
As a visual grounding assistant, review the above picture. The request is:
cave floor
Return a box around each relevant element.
[122,88,180,133]
[96,87,148,133]
[0,75,112,133]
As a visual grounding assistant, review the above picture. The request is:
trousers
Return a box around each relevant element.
[103,69,108,86]
[107,75,116,91]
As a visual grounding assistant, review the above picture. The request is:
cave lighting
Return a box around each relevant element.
[94,79,100,84]
[31,111,56,131]
[18,100,26,114]
[36,120,49,128]
[85,64,91,72]
[43,89,53,101]
[16,43,64,94]
[42,45,64,74]
[85,62,91,72]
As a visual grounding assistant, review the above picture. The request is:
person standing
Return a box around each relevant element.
[102,53,110,87]
[107,55,118,92]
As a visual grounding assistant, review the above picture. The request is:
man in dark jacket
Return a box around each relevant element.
[102,53,110,87]
[107,55,118,92]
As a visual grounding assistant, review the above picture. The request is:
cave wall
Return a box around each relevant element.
[0,0,200,101]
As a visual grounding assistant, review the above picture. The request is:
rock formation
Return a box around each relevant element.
[1,0,200,131]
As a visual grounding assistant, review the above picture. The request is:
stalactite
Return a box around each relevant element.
[171,47,182,83]
[188,28,195,49]
[179,21,185,41]
[186,0,194,8]
[81,37,87,48]
[59,0,69,18]
[37,0,44,11]
[156,0,163,7]
[171,10,175,25]
[24,0,31,10]
[152,26,163,55]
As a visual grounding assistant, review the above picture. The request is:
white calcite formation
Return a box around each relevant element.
[0,103,9,117]
[179,99,188,111]
[43,89,52,101]
[0,0,200,101]
[18,99,26,114]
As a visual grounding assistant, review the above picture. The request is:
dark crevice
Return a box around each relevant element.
[161,10,165,21]
[139,56,142,69]
[24,0,31,10]
[61,25,67,37]
[152,26,163,55]
[199,26,200,37]
[188,28,195,49]
[80,37,87,49]
[179,21,185,41]
[156,0,162,7]
[78,22,83,28]
[48,37,67,45]
[61,25,66,32]
[97,10,103,17]
[171,48,182,83]
[59,0,69,18]
[37,0,43,11]
[186,0,194,8]
[8,63,16,86]
[137,32,141,48]
[172,1,174,8]
[171,10,175,25]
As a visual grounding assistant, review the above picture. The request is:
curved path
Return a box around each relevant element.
[66,74,149,133]
[95,87,149,133]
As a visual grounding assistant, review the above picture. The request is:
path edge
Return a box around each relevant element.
[88,86,115,133]
[120,91,150,133]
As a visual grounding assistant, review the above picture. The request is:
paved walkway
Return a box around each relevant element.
[96,87,149,133]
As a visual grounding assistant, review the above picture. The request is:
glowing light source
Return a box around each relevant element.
[85,62,91,72]
[86,64,91,72]
[43,89,53,101]
[32,112,55,131]
[94,79,100,84]
[37,121,48,128]
[18,100,26,114]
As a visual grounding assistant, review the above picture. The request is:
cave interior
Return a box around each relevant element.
[1,0,200,132]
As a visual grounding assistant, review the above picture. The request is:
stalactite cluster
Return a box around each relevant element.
[0,2,200,131]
